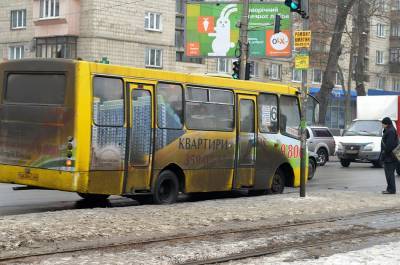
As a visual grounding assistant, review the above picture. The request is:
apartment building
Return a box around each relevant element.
[0,0,297,83]
[2,0,400,130]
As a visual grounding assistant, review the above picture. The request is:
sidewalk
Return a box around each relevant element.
[1,190,400,263]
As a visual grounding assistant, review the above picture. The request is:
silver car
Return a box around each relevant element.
[306,126,336,166]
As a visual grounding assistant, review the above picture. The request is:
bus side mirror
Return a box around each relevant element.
[340,129,344,136]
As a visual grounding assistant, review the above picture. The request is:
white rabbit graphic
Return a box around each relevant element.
[208,4,238,57]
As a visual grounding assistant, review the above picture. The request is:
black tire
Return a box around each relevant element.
[308,158,317,180]
[340,159,351,167]
[317,148,329,166]
[153,170,179,204]
[372,160,383,168]
[269,169,285,194]
[77,193,110,201]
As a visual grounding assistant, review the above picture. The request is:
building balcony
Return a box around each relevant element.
[390,36,400,47]
[33,0,80,38]
[389,62,400,74]
[390,10,400,21]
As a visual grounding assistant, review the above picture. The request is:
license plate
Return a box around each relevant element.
[345,150,358,154]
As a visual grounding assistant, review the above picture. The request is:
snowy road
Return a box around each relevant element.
[1,190,400,264]
[0,161,396,216]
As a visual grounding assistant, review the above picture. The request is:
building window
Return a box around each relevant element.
[312,69,322,84]
[292,68,302,82]
[392,24,400,37]
[176,52,202,64]
[249,61,259,77]
[36,36,77,58]
[9,46,24,60]
[377,77,386,89]
[217,58,230,73]
[145,12,162,31]
[40,0,60,18]
[390,48,400,63]
[376,24,385,38]
[11,9,26,29]
[145,48,162,68]
[394,0,400,10]
[175,29,184,48]
[376,50,384,64]
[393,78,400,91]
[377,0,385,12]
[270,63,282,80]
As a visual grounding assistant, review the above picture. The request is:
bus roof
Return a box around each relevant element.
[84,61,298,96]
[1,59,298,95]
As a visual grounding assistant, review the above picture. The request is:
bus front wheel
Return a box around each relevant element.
[268,169,285,194]
[77,193,110,201]
[153,170,179,204]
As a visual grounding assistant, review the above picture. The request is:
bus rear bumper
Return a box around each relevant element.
[0,164,89,193]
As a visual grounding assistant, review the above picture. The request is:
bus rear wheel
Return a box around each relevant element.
[269,169,285,194]
[77,193,110,201]
[153,170,179,204]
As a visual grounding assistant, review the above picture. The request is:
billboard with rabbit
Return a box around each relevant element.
[186,2,291,58]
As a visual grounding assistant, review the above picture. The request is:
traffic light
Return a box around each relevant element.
[285,0,309,19]
[232,61,251,80]
[274,14,282,34]
[285,0,300,11]
[232,60,240,79]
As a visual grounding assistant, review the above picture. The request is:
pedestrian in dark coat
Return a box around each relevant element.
[381,117,398,194]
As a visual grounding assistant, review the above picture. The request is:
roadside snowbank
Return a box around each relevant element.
[0,190,399,259]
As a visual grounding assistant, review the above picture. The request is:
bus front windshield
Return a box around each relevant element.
[344,120,382,137]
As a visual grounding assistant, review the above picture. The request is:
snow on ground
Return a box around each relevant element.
[1,190,400,262]
[228,241,400,265]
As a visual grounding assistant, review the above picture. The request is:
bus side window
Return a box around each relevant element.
[258,93,278,133]
[185,87,234,131]
[92,76,124,126]
[156,83,183,129]
[279,95,300,138]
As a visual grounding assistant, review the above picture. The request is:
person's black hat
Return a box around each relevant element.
[382,117,392,125]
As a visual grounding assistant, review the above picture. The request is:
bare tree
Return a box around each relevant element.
[316,0,357,125]
[354,0,368,96]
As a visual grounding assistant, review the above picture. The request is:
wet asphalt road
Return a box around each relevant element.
[0,160,398,216]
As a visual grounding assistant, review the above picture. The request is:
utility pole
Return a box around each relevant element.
[239,0,250,80]
[299,18,309,198]
[299,0,310,198]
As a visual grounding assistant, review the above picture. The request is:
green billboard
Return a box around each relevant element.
[186,2,291,58]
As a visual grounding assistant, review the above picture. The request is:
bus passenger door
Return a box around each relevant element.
[124,83,154,194]
[234,94,257,189]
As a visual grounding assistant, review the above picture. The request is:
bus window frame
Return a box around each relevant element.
[279,94,301,140]
[258,92,279,135]
[92,75,125,128]
[155,82,184,130]
[3,71,67,106]
[184,85,235,132]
